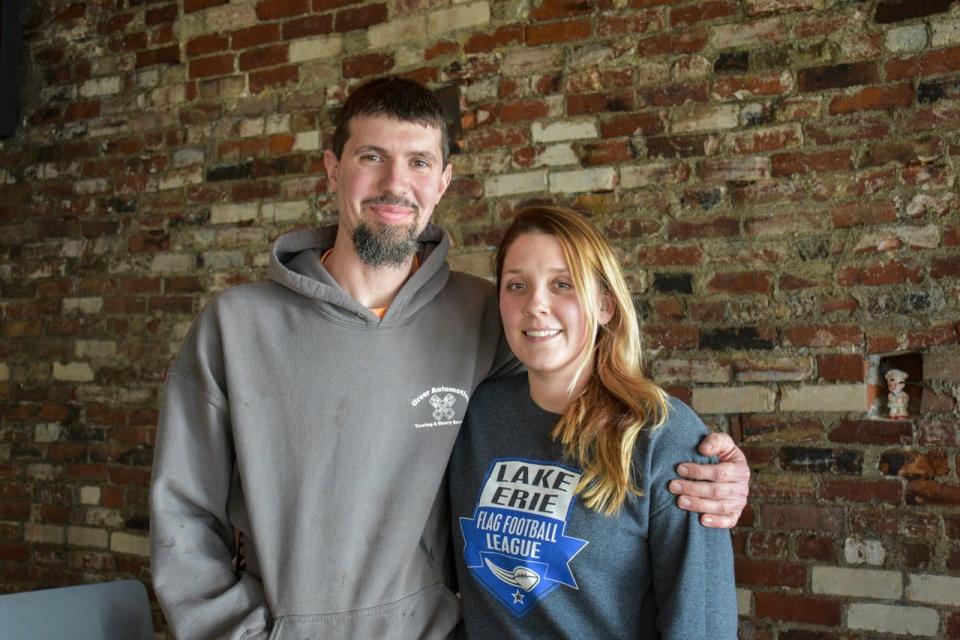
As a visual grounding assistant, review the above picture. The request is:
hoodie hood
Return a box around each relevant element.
[267,224,451,326]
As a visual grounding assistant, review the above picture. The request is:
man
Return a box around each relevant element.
[150,77,749,639]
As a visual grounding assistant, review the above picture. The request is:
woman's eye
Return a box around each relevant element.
[555,280,572,289]
[506,282,525,291]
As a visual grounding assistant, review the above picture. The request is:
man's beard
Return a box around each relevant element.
[351,196,421,268]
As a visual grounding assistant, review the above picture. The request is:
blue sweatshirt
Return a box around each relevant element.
[448,374,738,639]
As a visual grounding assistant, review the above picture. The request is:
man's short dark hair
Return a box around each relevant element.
[331,76,450,167]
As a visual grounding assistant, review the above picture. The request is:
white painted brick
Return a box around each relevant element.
[502,47,563,76]
[428,1,490,36]
[907,573,960,606]
[531,120,598,143]
[28,464,59,480]
[75,178,110,195]
[709,17,785,49]
[262,201,309,223]
[111,532,151,557]
[75,340,117,359]
[53,362,95,382]
[80,76,121,97]
[692,386,776,414]
[159,166,204,191]
[736,589,750,616]
[811,566,902,599]
[203,251,245,270]
[780,384,866,412]
[293,131,320,151]
[368,16,426,48]
[734,357,815,382]
[35,423,63,443]
[211,202,259,225]
[847,603,939,636]
[172,148,205,168]
[266,114,290,135]
[25,523,64,544]
[853,224,940,252]
[151,253,194,273]
[204,4,257,32]
[290,35,343,63]
[448,251,494,278]
[239,118,264,138]
[621,162,687,189]
[86,508,125,528]
[0,362,8,381]
[653,359,730,384]
[549,167,616,193]
[885,24,927,52]
[68,526,109,548]
[80,486,101,505]
[465,77,498,102]
[672,104,739,133]
[484,170,547,197]
[537,144,578,166]
[845,537,886,566]
[931,19,960,48]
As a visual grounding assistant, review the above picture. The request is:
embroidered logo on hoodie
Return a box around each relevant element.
[459,458,588,617]
[410,386,469,429]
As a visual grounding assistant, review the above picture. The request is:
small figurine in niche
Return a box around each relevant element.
[885,368,909,419]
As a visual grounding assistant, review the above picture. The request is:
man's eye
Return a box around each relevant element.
[361,154,382,162]
[412,159,430,169]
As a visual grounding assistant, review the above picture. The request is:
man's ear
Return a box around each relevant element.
[437,161,453,199]
[599,292,615,325]
[323,149,339,192]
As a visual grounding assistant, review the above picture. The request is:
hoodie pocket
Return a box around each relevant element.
[267,583,460,640]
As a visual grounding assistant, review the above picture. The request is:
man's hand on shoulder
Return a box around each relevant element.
[669,432,750,529]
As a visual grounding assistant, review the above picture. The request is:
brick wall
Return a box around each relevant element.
[1,0,959,637]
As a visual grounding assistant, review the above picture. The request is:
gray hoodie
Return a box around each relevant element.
[150,225,519,639]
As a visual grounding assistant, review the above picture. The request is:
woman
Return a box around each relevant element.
[448,206,737,638]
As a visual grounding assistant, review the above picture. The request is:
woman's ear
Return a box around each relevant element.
[598,292,615,325]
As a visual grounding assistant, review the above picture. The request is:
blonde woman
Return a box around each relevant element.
[448,206,737,638]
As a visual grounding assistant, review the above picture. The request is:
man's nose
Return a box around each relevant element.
[379,159,409,196]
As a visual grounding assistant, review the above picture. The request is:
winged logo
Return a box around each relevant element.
[484,558,541,592]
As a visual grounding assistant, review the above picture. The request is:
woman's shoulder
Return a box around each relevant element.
[642,396,713,468]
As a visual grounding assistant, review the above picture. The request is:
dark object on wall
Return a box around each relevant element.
[0,0,23,138]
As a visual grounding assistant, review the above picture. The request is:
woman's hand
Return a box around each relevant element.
[668,432,750,529]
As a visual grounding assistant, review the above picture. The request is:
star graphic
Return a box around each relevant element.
[512,590,524,604]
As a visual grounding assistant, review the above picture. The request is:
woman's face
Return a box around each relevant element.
[499,232,607,385]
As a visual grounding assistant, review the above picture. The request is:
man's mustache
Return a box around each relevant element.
[362,195,419,213]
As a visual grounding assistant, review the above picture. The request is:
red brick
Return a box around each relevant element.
[707,271,771,294]
[281,14,334,39]
[256,0,309,19]
[755,592,842,626]
[735,558,807,588]
[829,419,913,445]
[54,2,86,21]
[643,324,700,349]
[821,478,903,504]
[599,112,664,138]
[639,82,709,106]
[794,534,837,562]
[499,99,551,123]
[526,17,591,45]
[671,0,738,26]
[425,40,460,60]
[636,30,707,56]
[342,52,394,79]
[907,480,960,506]
[576,140,635,165]
[185,0,227,12]
[829,84,914,115]
[249,65,298,93]
[647,134,711,158]
[567,91,636,115]
[817,354,864,382]
[136,44,181,69]
[464,25,525,53]
[531,0,593,20]
[876,0,954,23]
[830,200,897,228]
[596,10,665,36]
[668,217,739,240]
[837,259,923,286]
[232,24,281,50]
[783,324,862,347]
[238,44,288,71]
[805,117,890,145]
[636,245,703,266]
[881,450,950,479]
[335,3,387,32]
[932,257,960,279]
[186,34,228,56]
[771,149,852,176]
[146,3,178,25]
[189,54,234,79]
[761,504,844,533]
[466,127,530,151]
[712,73,792,100]
[797,61,877,92]
[886,45,960,81]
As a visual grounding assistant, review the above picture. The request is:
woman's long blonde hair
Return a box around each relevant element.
[496,206,670,515]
